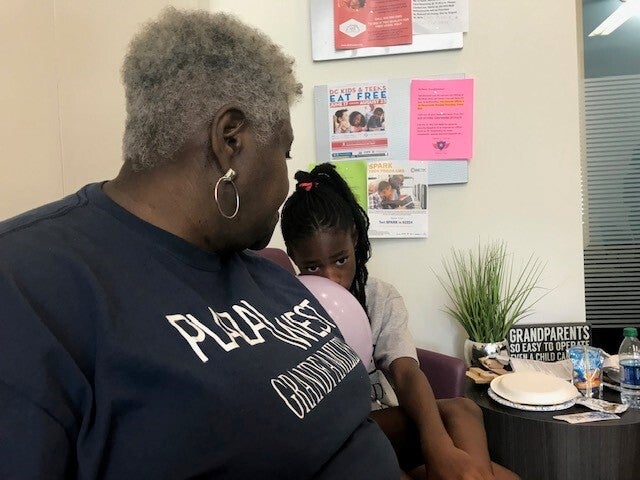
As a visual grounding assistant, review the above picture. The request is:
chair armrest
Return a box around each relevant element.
[417,348,466,399]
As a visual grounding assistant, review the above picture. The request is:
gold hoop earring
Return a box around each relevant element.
[214,168,239,219]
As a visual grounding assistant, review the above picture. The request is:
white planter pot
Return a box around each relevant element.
[463,338,509,368]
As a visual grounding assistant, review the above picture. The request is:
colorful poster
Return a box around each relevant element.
[333,0,413,50]
[311,1,463,62]
[367,160,428,238]
[409,78,474,160]
[328,82,389,160]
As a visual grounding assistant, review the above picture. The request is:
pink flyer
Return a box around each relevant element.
[409,78,474,160]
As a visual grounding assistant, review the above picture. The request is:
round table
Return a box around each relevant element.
[466,381,640,480]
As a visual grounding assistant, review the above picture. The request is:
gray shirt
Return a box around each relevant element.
[365,277,418,408]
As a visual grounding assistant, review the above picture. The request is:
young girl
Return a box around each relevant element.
[333,109,351,133]
[366,106,385,131]
[280,163,518,480]
[349,110,367,133]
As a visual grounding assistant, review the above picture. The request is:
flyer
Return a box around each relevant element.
[328,82,389,160]
[311,1,463,62]
[367,160,428,238]
[333,0,413,50]
[409,78,474,160]
[412,0,469,35]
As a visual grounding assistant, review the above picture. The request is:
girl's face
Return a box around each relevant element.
[289,227,357,291]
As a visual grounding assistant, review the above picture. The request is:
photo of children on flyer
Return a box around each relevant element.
[333,105,385,134]
[368,174,427,210]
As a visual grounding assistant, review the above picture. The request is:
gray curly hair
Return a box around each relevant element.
[121,7,302,171]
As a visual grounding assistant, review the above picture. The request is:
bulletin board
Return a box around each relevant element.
[314,76,469,185]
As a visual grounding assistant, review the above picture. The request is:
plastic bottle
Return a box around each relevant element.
[618,327,640,408]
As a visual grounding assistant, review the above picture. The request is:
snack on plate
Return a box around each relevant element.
[466,367,501,384]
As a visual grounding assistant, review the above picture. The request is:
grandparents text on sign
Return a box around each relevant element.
[508,323,591,362]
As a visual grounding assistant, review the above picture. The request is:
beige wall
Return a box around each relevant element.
[0,0,585,357]
[0,1,62,217]
[0,0,201,218]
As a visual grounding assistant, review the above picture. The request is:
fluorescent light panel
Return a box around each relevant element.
[589,0,640,37]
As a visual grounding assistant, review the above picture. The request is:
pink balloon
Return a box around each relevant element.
[297,275,373,367]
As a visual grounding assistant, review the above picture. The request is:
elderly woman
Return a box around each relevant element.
[0,8,400,479]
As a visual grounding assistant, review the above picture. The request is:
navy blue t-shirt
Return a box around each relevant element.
[0,183,399,479]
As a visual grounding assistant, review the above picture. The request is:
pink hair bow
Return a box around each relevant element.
[298,182,314,191]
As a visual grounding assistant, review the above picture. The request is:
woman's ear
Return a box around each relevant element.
[209,105,247,171]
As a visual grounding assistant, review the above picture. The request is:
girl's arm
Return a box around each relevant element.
[390,358,495,480]
[368,278,496,479]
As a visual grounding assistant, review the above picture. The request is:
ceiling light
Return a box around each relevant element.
[589,0,640,37]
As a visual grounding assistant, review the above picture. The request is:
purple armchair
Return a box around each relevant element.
[254,248,466,399]
[254,247,296,275]
[416,348,466,399]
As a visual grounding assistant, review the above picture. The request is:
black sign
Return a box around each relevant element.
[507,323,591,362]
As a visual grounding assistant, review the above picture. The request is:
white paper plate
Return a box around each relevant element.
[490,372,579,406]
[488,387,577,412]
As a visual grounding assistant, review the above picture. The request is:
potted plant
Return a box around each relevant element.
[437,241,545,367]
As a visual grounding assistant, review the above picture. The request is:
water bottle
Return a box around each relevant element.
[618,327,640,408]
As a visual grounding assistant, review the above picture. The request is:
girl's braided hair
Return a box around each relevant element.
[280,163,371,313]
